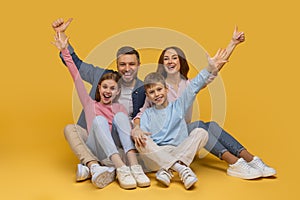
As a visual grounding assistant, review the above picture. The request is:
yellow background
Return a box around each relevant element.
[1,0,299,199]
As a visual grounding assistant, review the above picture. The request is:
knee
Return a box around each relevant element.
[136,139,154,153]
[92,116,108,127]
[63,124,75,140]
[113,112,128,122]
[194,120,207,129]
[209,121,220,128]
[193,128,209,144]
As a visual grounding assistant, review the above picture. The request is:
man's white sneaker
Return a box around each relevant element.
[156,169,173,187]
[248,156,276,177]
[90,164,115,188]
[76,164,91,181]
[227,158,262,179]
[130,165,151,187]
[116,166,137,189]
[178,167,198,189]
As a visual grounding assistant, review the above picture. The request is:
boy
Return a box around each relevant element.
[136,49,228,189]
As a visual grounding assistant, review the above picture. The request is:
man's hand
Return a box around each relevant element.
[52,18,73,33]
[131,126,151,147]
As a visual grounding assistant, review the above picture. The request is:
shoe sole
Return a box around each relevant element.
[227,170,262,179]
[262,171,276,177]
[118,182,137,189]
[184,178,198,189]
[137,181,151,187]
[92,170,116,188]
[117,177,137,189]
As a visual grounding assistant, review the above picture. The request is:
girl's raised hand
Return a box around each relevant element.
[52,31,69,50]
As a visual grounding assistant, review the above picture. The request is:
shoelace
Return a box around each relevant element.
[238,160,253,171]
[180,167,193,181]
[131,166,144,176]
[253,158,267,169]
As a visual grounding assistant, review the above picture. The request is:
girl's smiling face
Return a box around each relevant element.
[98,79,120,104]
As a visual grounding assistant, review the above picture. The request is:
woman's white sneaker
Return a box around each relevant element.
[248,156,276,177]
[227,158,262,179]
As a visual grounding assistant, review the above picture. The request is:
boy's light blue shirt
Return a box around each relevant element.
[140,69,210,146]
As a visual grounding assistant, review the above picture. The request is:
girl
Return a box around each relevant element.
[53,32,150,189]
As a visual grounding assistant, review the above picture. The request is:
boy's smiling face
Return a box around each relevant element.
[145,83,169,109]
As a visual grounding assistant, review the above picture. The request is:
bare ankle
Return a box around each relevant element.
[221,151,239,164]
[239,150,254,162]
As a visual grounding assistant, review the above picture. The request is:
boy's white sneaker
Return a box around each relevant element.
[156,169,173,187]
[178,166,198,189]
[76,163,91,181]
[227,158,262,179]
[90,164,116,188]
[116,166,137,189]
[248,156,276,177]
[130,165,151,187]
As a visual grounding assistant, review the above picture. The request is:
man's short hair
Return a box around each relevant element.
[116,46,140,63]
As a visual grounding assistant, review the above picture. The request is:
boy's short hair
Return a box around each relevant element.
[144,72,166,90]
[116,46,140,63]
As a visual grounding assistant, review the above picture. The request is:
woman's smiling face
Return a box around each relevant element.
[163,48,181,75]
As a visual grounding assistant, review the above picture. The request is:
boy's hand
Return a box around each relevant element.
[207,48,228,75]
[232,25,245,45]
[131,126,151,147]
[52,18,73,33]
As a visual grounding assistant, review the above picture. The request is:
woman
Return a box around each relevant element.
[133,27,276,179]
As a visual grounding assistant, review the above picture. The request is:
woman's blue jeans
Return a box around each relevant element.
[187,121,245,159]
